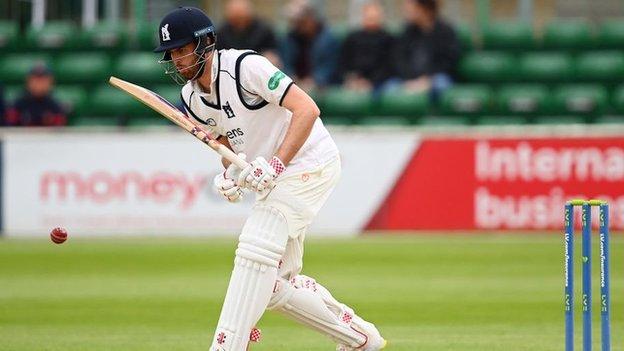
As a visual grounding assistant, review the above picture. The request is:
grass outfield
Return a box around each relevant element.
[0,234,622,351]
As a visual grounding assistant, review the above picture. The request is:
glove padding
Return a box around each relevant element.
[213,154,246,203]
[238,156,284,193]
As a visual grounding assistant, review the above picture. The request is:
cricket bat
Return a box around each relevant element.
[109,76,248,169]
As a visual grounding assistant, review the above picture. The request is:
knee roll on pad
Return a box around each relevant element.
[210,206,288,351]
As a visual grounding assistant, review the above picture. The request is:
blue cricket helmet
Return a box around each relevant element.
[154,6,216,54]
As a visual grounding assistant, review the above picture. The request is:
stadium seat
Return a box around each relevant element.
[611,85,624,114]
[114,52,168,84]
[87,85,151,117]
[359,116,411,125]
[54,53,111,85]
[53,86,88,118]
[377,90,428,119]
[0,21,19,51]
[319,88,373,118]
[127,116,174,127]
[419,116,470,126]
[597,20,624,49]
[0,54,51,84]
[575,51,624,83]
[321,116,353,125]
[25,21,78,50]
[594,115,624,124]
[455,23,473,50]
[79,22,128,50]
[519,52,574,83]
[482,22,534,50]
[552,84,608,116]
[4,85,23,104]
[475,115,528,125]
[532,115,586,125]
[72,116,121,126]
[138,22,160,50]
[152,85,182,106]
[459,51,516,82]
[542,20,594,50]
[497,84,551,115]
[440,85,492,116]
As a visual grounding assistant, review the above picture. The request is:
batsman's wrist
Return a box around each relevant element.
[269,156,286,176]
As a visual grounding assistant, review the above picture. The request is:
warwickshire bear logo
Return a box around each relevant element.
[161,24,171,41]
[222,101,236,119]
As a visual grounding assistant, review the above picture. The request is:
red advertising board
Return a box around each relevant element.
[367,137,624,230]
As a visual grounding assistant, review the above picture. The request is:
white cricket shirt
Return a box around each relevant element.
[180,49,338,177]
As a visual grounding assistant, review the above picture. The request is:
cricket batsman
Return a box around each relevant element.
[154,7,386,351]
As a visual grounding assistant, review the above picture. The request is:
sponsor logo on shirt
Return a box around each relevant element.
[268,71,286,90]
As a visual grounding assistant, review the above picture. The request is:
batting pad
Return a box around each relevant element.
[267,275,371,348]
[210,206,288,351]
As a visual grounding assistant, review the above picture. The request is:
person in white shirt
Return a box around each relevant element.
[154,7,385,351]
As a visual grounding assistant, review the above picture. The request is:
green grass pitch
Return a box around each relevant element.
[0,234,622,350]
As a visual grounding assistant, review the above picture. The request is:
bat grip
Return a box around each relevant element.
[208,140,250,169]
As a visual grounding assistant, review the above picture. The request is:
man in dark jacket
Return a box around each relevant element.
[395,0,461,99]
[0,84,5,121]
[340,1,395,92]
[5,63,66,126]
[217,0,280,66]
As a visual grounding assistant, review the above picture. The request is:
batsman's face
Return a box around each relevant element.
[169,42,202,80]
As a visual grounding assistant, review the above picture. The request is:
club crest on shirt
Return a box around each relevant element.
[222,101,236,119]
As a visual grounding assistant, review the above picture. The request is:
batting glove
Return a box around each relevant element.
[238,156,285,193]
[213,154,246,203]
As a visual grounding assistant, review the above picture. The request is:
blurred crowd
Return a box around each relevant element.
[0,0,462,126]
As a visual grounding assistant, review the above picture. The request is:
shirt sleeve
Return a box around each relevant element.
[239,54,294,106]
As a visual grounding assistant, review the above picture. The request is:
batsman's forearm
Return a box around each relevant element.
[275,109,317,165]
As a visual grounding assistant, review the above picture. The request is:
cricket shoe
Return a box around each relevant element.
[335,311,386,351]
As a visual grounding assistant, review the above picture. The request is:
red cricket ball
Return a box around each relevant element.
[50,227,68,244]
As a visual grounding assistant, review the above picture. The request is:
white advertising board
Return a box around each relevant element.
[3,130,417,237]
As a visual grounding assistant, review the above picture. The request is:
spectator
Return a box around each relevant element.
[395,0,461,100]
[340,1,395,92]
[5,63,66,127]
[217,0,281,66]
[0,84,5,121]
[281,0,339,90]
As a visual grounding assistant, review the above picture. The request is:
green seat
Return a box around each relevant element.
[377,90,428,118]
[322,116,352,125]
[0,54,51,84]
[330,23,350,42]
[611,85,624,114]
[532,115,586,125]
[54,53,111,85]
[497,84,551,115]
[519,53,573,82]
[575,51,624,83]
[419,116,470,126]
[0,21,19,51]
[476,115,528,125]
[459,51,516,82]
[455,23,473,50]
[319,88,373,117]
[440,85,492,116]
[53,86,88,117]
[88,85,151,117]
[594,115,624,124]
[152,85,182,106]
[482,22,534,50]
[137,22,160,50]
[359,116,411,125]
[25,21,78,50]
[4,85,23,104]
[114,52,167,84]
[80,22,128,50]
[598,20,624,49]
[543,20,593,50]
[553,84,608,116]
